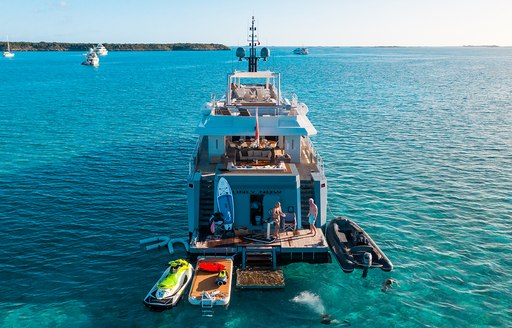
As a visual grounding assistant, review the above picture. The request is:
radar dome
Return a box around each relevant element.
[260,47,270,61]
[236,47,246,61]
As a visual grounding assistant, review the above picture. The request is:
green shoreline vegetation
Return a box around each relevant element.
[1,42,231,51]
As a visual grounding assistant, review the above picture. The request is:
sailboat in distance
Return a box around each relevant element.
[3,36,15,58]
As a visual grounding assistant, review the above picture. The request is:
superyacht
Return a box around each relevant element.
[185,17,330,272]
[93,43,108,56]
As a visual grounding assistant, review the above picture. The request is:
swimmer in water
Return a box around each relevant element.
[320,314,345,325]
[320,314,332,325]
[381,278,400,292]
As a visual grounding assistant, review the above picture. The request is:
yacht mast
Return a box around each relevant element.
[236,17,269,73]
[248,16,258,72]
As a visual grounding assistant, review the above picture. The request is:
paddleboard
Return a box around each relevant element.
[217,177,235,231]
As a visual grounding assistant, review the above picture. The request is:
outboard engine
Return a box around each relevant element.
[362,252,373,278]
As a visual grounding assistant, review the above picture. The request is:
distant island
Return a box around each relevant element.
[462,45,499,48]
[2,42,231,51]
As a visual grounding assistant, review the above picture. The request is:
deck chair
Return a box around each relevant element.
[238,108,251,116]
[219,107,232,116]
[282,212,296,232]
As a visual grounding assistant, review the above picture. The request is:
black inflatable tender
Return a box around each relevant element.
[326,217,393,275]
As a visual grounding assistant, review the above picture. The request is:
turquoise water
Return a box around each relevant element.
[1,48,511,327]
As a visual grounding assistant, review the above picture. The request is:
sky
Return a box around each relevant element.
[1,0,511,46]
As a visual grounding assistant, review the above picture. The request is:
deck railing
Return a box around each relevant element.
[188,136,203,179]
[304,137,325,178]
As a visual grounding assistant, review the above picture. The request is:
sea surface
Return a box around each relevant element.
[1,47,511,327]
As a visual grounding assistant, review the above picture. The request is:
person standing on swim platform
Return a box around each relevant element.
[272,202,286,239]
[307,198,318,236]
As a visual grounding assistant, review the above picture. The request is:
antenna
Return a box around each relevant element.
[235,16,270,72]
[248,16,258,72]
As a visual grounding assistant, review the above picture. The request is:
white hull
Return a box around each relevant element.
[82,59,99,67]
[4,37,14,58]
[82,48,100,66]
[143,260,194,309]
[94,44,108,56]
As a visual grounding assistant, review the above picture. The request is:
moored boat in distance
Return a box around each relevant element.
[82,48,99,66]
[293,47,309,55]
[326,217,393,278]
[3,37,14,58]
[93,43,108,56]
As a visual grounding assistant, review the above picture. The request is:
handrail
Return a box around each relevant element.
[304,137,325,179]
[188,136,203,179]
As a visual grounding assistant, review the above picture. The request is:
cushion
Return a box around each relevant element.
[284,213,296,222]
[235,88,245,98]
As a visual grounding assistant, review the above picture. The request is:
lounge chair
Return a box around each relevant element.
[238,108,251,116]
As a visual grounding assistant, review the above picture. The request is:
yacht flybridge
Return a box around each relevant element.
[186,17,330,267]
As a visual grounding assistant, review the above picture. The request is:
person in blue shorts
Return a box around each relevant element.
[307,198,318,236]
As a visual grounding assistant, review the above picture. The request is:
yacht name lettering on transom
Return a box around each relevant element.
[234,190,282,195]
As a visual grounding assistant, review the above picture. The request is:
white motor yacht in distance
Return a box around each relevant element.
[186,17,329,266]
[293,47,309,55]
[93,43,108,56]
[3,37,15,58]
[82,48,99,66]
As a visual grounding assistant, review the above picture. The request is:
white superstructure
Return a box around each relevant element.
[93,43,108,56]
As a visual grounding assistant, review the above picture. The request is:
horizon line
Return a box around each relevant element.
[2,41,511,48]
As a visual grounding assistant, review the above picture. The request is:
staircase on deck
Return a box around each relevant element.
[199,176,215,228]
[300,180,314,227]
